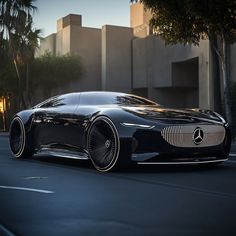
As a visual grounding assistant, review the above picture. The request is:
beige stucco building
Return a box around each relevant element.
[37,1,236,111]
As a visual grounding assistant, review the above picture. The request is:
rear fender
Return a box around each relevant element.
[13,110,35,133]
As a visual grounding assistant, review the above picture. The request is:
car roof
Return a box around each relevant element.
[77,91,126,96]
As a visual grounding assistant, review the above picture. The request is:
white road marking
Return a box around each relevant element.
[0,224,16,236]
[0,185,54,194]
[22,176,48,180]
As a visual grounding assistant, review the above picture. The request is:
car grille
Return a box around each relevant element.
[161,124,225,148]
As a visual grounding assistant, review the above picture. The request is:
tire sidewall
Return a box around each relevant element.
[9,117,26,158]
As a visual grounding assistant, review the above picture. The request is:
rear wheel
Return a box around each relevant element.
[9,117,34,158]
[87,116,120,172]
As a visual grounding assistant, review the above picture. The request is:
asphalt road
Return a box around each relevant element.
[0,135,236,236]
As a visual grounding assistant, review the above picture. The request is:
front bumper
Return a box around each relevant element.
[130,123,231,163]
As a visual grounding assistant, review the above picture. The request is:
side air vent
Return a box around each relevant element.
[161,125,225,148]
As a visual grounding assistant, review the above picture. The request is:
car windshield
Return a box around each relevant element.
[80,93,158,106]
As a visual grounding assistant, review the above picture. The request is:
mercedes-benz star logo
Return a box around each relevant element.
[192,127,204,145]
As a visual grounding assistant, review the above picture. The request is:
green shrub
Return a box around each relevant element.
[30,53,83,98]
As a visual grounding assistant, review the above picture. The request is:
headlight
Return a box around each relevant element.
[121,122,155,129]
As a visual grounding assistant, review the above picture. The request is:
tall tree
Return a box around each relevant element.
[0,0,39,109]
[11,13,41,107]
[139,0,236,125]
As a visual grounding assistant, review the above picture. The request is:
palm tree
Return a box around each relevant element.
[0,0,39,109]
[0,0,37,38]
[11,13,41,107]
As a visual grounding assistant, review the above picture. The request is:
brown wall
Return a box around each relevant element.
[102,25,133,93]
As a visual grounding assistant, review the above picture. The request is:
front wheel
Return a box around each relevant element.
[9,117,34,158]
[87,116,120,172]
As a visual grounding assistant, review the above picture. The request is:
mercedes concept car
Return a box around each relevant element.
[9,92,231,172]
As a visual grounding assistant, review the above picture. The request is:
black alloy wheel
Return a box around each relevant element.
[87,116,120,172]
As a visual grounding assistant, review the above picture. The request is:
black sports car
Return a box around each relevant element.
[9,91,231,172]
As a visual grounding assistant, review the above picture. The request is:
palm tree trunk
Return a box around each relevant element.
[13,59,26,109]
[220,34,232,126]
[25,62,31,107]
[9,34,25,110]
[209,35,221,113]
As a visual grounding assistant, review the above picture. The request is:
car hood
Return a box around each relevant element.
[122,106,223,124]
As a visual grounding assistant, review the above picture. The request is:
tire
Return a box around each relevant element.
[87,116,120,172]
[9,117,34,158]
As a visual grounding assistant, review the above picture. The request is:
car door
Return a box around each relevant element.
[33,94,81,150]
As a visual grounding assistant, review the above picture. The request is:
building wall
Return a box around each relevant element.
[56,25,71,55]
[57,14,82,30]
[69,25,101,91]
[130,1,145,28]
[37,8,231,111]
[130,1,152,38]
[172,57,198,88]
[38,14,101,94]
[230,43,236,83]
[102,25,133,93]
[56,14,82,56]
[132,36,211,109]
[36,33,56,56]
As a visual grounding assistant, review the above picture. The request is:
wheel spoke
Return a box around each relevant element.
[92,146,107,158]
[91,127,106,143]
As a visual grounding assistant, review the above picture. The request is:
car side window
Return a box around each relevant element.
[80,93,112,105]
[37,93,79,108]
[40,97,63,108]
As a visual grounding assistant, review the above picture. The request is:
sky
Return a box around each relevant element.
[34,0,131,37]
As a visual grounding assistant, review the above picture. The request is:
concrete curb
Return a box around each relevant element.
[0,133,9,137]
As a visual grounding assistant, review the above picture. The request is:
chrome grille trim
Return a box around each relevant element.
[161,125,225,148]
